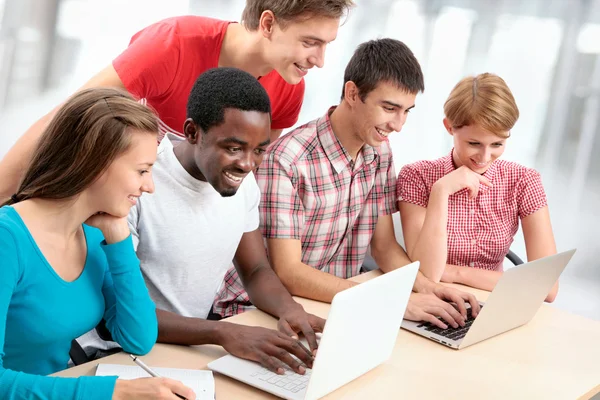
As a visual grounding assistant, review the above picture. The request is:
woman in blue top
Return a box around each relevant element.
[0,88,195,400]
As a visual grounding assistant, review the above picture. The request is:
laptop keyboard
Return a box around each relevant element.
[251,366,312,393]
[416,306,482,341]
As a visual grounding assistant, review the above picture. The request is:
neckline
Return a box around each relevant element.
[7,206,90,285]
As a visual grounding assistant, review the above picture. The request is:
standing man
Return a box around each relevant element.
[215,39,481,328]
[0,0,354,200]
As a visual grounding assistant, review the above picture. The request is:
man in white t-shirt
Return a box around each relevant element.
[128,67,323,376]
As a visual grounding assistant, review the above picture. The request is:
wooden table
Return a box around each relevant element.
[55,271,600,399]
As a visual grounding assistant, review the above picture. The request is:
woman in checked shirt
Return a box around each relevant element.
[396,73,558,302]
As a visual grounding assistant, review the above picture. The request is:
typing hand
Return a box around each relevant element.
[277,304,325,355]
[430,284,481,320]
[218,322,314,375]
[404,292,466,329]
[112,377,195,400]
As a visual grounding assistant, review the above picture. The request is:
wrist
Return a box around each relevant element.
[277,301,304,319]
[102,223,131,244]
[431,181,451,199]
[212,321,232,347]
[413,273,436,294]
[112,379,130,400]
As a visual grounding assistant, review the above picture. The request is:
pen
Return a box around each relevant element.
[129,354,187,400]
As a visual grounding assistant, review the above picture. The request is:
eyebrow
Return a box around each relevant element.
[301,35,328,44]
[382,100,415,110]
[258,138,271,147]
[220,137,248,146]
[138,162,154,167]
[468,138,505,143]
[220,137,271,147]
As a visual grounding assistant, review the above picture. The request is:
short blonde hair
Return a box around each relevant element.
[443,73,519,139]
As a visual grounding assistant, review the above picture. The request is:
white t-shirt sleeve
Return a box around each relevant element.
[244,173,261,233]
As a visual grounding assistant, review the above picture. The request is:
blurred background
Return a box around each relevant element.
[0,0,598,320]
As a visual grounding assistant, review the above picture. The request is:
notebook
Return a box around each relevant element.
[96,363,215,400]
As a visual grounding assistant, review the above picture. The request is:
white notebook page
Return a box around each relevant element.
[96,363,215,400]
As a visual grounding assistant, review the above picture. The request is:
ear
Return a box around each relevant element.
[443,118,454,135]
[259,10,276,38]
[343,81,360,106]
[183,118,201,144]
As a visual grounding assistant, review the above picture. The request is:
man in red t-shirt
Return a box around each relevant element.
[0,0,355,200]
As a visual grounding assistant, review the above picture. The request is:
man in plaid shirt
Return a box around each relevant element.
[215,38,481,329]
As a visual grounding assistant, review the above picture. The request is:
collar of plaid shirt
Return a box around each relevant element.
[318,106,379,174]
[445,148,498,195]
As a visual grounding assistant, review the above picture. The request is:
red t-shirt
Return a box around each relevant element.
[113,16,305,138]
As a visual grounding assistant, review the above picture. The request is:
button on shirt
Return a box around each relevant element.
[397,151,548,271]
[213,107,398,316]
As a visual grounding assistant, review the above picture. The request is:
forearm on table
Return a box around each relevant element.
[275,261,357,303]
[447,264,502,292]
[156,308,236,346]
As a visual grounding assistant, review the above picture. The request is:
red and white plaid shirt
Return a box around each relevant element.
[213,108,398,316]
[397,150,548,271]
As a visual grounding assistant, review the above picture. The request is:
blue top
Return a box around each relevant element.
[0,206,158,400]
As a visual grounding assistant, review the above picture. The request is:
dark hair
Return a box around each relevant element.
[186,67,272,133]
[242,0,355,31]
[3,88,159,207]
[341,38,425,101]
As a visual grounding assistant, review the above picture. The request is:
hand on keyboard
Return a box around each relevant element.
[218,322,314,376]
[404,292,467,329]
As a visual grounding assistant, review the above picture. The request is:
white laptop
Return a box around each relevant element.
[208,262,419,400]
[402,249,576,350]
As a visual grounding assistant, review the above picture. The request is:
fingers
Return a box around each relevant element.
[431,304,463,329]
[258,353,289,375]
[464,293,481,317]
[265,340,312,374]
[420,311,448,329]
[310,315,326,333]
[446,291,468,319]
[279,337,313,369]
[277,319,298,339]
[478,175,493,187]
[468,182,480,199]
[160,377,196,400]
[299,323,319,355]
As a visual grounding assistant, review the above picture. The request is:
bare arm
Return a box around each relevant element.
[0,64,125,200]
[398,186,449,282]
[235,229,325,351]
[369,214,412,272]
[399,165,493,283]
[442,207,558,302]
[267,238,356,303]
[234,229,304,317]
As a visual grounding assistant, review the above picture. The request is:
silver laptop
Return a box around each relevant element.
[402,249,576,350]
[208,262,420,400]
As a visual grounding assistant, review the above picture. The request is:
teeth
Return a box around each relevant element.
[224,171,242,182]
[376,128,390,137]
[296,64,307,72]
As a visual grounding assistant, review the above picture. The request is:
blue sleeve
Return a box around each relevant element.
[0,227,117,400]
[101,235,157,355]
